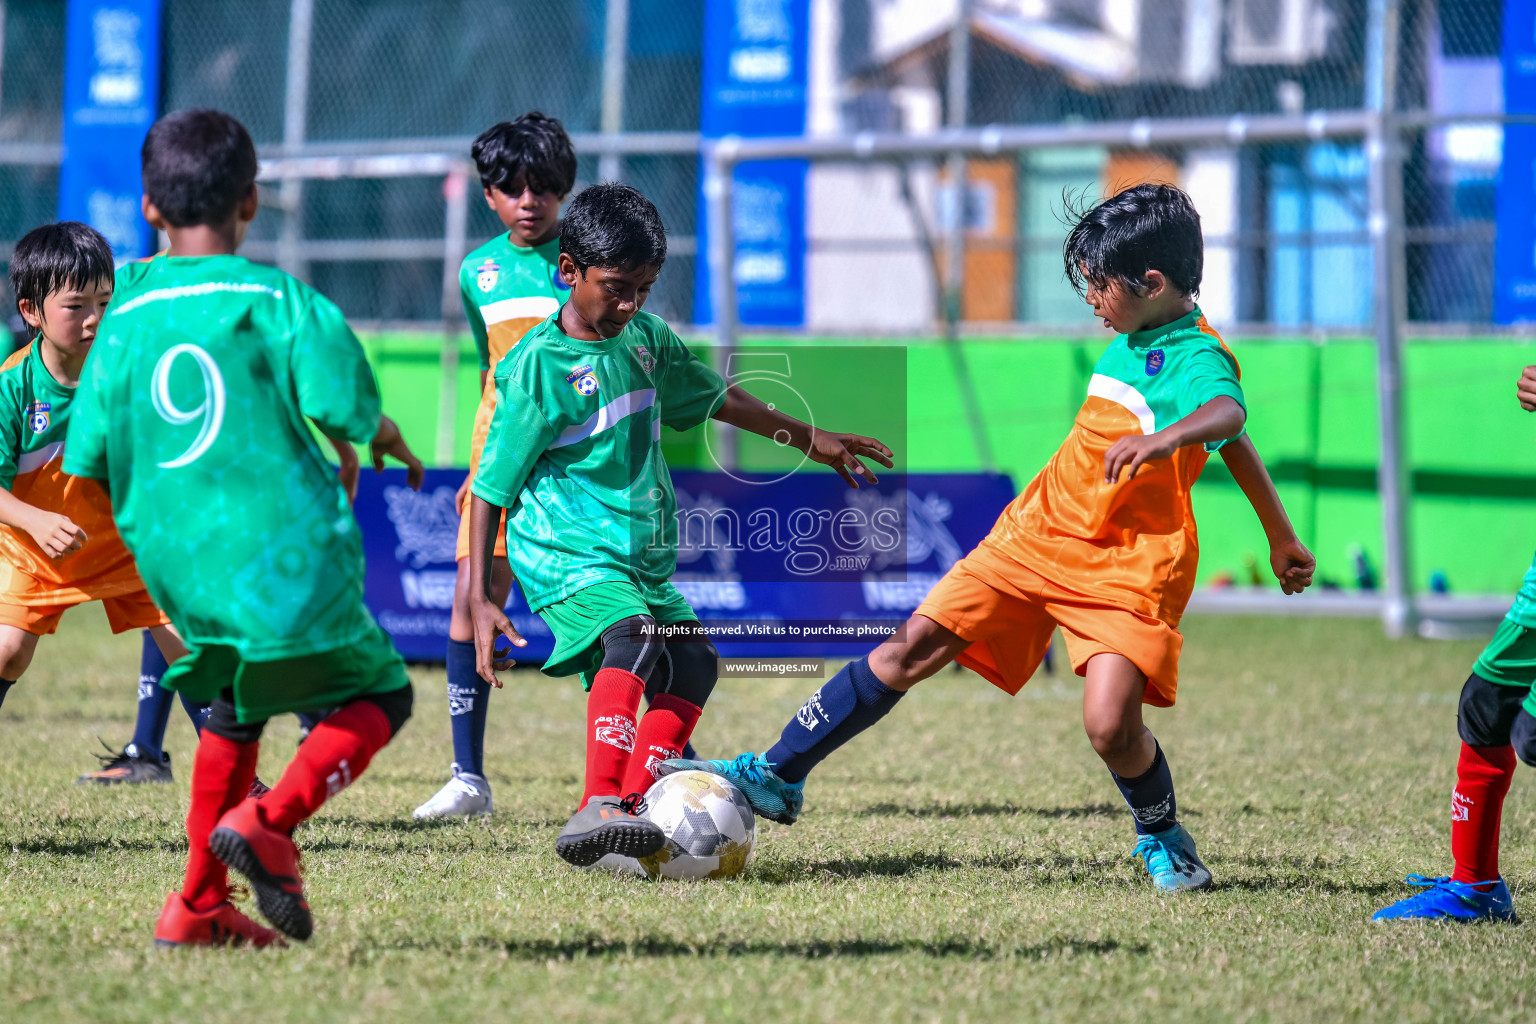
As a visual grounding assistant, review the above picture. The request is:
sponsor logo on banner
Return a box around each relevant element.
[382,485,459,567]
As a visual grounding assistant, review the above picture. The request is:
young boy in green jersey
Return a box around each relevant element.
[414,112,574,820]
[1372,365,1536,923]
[63,108,425,948]
[466,183,893,866]
[0,224,203,786]
[662,184,1317,892]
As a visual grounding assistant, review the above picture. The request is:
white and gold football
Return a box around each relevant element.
[589,770,757,880]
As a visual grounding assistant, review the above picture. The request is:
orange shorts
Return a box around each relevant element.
[455,387,509,562]
[915,554,1183,707]
[0,587,170,636]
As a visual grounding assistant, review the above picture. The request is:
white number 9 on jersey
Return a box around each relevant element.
[151,343,226,468]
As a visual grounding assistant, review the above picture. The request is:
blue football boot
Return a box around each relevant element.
[1133,824,1213,891]
[1373,875,1517,922]
[656,752,804,825]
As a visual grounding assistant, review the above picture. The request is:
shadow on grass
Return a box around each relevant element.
[856,801,1127,820]
[7,835,183,856]
[749,849,1113,884]
[362,933,1146,962]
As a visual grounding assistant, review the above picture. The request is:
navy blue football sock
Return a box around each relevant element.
[764,656,904,783]
[1111,741,1178,835]
[180,692,211,734]
[681,740,699,760]
[0,677,14,710]
[446,638,490,777]
[130,632,174,759]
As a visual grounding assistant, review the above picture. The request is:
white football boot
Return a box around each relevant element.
[412,764,493,819]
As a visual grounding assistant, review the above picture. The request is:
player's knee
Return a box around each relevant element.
[665,636,719,707]
[0,631,33,679]
[1457,672,1525,748]
[1511,709,1536,768]
[599,614,663,679]
[1083,712,1139,760]
[365,684,414,737]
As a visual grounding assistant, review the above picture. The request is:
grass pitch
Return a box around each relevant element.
[2,607,1533,1023]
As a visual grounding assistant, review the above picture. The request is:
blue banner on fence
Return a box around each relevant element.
[693,0,809,327]
[59,0,162,263]
[354,469,1016,663]
[1495,0,1536,323]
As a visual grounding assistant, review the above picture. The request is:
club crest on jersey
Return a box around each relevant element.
[565,363,599,396]
[476,259,500,292]
[634,344,655,375]
[1145,349,1165,376]
[27,400,50,433]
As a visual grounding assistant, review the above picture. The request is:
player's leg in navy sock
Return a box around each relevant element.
[131,631,175,760]
[181,693,212,733]
[446,638,490,776]
[0,677,13,710]
[765,655,906,783]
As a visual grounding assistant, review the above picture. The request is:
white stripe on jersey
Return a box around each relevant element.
[16,440,63,474]
[549,388,657,449]
[480,296,559,326]
[112,283,284,315]
[1086,374,1156,435]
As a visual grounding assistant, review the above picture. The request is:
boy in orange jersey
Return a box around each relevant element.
[663,185,1317,891]
[0,223,190,762]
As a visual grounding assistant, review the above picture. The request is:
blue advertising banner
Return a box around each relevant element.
[693,0,809,327]
[1495,0,1536,323]
[355,469,1017,663]
[59,0,162,263]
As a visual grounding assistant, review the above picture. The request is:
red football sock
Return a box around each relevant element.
[1450,742,1516,885]
[259,700,392,834]
[182,731,260,911]
[581,667,645,808]
[620,693,703,798]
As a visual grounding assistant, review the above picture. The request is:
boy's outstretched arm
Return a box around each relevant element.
[1104,396,1246,483]
[324,436,360,503]
[1219,434,1316,594]
[710,385,894,489]
[466,493,525,686]
[368,414,425,490]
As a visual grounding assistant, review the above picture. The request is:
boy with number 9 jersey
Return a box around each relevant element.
[64,109,425,949]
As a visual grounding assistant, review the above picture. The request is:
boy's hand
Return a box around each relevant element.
[1103,432,1178,483]
[1270,536,1316,595]
[806,430,894,489]
[29,511,87,559]
[370,415,426,491]
[1518,365,1536,411]
[470,593,526,687]
[455,473,472,513]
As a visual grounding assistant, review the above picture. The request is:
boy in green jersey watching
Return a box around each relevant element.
[64,109,425,948]
[466,183,893,866]
[415,112,573,820]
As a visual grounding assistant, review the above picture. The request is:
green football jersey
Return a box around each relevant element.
[459,233,565,374]
[471,309,726,610]
[1504,557,1536,629]
[62,255,385,660]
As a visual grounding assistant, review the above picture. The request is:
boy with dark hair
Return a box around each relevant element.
[63,108,425,948]
[1372,363,1536,923]
[467,182,892,865]
[414,112,575,819]
[0,223,202,783]
[662,183,1316,891]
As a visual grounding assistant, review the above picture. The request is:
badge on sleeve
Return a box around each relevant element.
[1145,349,1165,376]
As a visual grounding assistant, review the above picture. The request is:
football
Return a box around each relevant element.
[589,770,757,880]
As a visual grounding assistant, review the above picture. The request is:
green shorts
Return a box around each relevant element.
[162,622,410,724]
[1474,618,1536,704]
[536,579,698,689]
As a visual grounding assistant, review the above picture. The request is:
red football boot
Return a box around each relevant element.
[208,798,312,941]
[153,892,284,949]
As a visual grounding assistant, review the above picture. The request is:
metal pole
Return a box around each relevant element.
[599,0,630,182]
[942,0,995,470]
[1365,0,1414,637]
[278,0,314,280]
[706,140,738,471]
[435,165,470,468]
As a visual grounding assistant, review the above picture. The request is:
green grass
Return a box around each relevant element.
[3,607,1533,1022]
